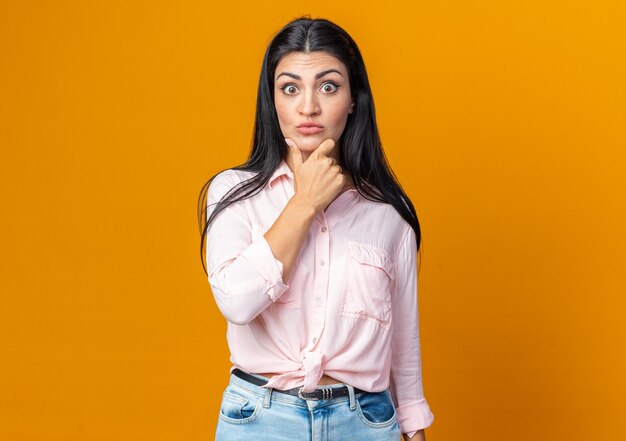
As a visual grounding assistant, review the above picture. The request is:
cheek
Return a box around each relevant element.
[328,104,351,124]
[274,99,292,124]
[329,94,352,119]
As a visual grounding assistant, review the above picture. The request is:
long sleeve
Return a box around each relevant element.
[205,170,290,325]
[389,225,435,437]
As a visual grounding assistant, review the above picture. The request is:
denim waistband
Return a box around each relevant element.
[227,369,368,408]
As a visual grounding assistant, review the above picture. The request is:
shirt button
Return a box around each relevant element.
[315,297,323,307]
[312,337,317,343]
[321,227,327,232]
[320,260,325,266]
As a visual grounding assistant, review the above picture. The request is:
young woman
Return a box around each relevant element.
[197,16,434,441]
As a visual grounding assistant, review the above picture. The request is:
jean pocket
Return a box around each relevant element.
[341,241,394,328]
[355,389,397,428]
[218,384,262,424]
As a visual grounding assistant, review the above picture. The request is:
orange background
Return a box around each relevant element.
[1,1,625,440]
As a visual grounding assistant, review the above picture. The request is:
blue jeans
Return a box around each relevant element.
[215,370,402,440]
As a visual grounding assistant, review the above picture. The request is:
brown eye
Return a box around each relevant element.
[322,82,339,93]
[279,83,299,95]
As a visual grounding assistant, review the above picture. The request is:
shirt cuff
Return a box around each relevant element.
[239,234,289,301]
[396,398,434,435]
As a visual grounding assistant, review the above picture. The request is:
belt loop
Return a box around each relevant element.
[346,384,356,411]
[262,386,273,408]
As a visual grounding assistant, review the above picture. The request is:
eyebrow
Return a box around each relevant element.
[275,69,343,81]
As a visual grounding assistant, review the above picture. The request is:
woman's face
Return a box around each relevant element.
[274,51,354,159]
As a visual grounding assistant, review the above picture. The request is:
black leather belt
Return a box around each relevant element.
[231,368,368,400]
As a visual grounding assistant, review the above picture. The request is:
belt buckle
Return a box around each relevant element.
[297,387,309,400]
[298,387,320,400]
[298,386,334,400]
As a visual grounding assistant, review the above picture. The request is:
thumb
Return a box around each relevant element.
[315,138,336,158]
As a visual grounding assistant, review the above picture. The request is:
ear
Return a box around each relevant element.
[349,100,355,114]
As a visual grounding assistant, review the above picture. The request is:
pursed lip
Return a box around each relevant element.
[296,122,323,128]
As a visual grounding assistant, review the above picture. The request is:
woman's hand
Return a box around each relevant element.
[285,137,346,214]
[403,429,426,441]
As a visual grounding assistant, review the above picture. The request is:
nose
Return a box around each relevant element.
[298,89,320,116]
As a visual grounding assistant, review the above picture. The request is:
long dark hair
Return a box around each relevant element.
[197,15,422,275]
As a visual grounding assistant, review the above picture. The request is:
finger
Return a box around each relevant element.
[323,156,339,170]
[313,138,336,158]
[285,138,303,168]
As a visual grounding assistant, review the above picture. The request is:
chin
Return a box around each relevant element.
[296,139,320,149]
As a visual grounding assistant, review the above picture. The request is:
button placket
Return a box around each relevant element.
[310,219,329,346]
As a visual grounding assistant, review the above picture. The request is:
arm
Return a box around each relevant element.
[205,171,315,325]
[263,191,316,284]
[389,225,435,437]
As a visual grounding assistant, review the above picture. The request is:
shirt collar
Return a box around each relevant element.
[268,158,294,189]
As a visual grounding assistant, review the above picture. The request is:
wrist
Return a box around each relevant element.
[288,194,318,219]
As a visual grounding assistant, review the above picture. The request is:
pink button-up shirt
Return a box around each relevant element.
[206,158,434,435]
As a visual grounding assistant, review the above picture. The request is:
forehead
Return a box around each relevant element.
[275,51,347,78]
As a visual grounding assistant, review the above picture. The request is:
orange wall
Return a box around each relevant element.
[1,2,624,440]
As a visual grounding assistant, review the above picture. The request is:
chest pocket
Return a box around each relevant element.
[341,241,395,329]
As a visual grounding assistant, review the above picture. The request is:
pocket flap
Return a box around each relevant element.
[347,241,395,280]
